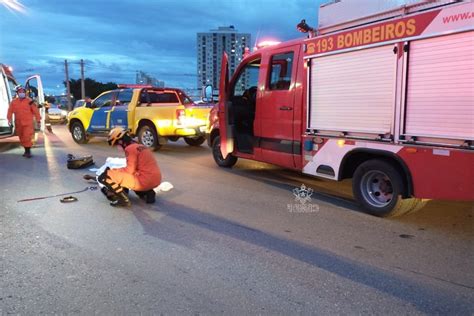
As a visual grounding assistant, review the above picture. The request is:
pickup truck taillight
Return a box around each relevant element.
[176,109,185,125]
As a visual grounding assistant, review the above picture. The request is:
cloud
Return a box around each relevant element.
[1,0,326,95]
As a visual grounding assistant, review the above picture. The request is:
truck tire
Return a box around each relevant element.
[352,159,416,217]
[184,136,205,147]
[71,121,88,144]
[138,123,161,151]
[212,136,237,168]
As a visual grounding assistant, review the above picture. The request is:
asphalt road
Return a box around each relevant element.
[1,126,473,314]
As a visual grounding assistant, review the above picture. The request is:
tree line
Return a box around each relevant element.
[40,78,117,105]
[66,78,118,100]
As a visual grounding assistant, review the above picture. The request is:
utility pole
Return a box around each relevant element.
[80,59,85,99]
[64,59,72,111]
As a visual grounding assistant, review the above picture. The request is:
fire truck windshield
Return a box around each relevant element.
[6,77,17,98]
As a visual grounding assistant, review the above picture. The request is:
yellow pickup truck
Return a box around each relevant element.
[67,86,212,150]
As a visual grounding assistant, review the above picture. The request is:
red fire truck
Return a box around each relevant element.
[209,0,474,217]
[1,63,45,137]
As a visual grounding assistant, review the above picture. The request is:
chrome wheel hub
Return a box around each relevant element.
[73,126,82,140]
[141,130,154,147]
[361,170,393,207]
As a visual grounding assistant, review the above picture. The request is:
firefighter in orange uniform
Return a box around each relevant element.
[7,85,41,158]
[98,127,162,207]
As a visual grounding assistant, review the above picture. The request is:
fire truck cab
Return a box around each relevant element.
[210,0,474,217]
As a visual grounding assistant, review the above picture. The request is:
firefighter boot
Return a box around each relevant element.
[100,187,118,202]
[134,189,156,204]
[97,169,129,206]
[110,191,131,207]
[134,190,146,200]
[23,147,32,158]
[145,190,156,204]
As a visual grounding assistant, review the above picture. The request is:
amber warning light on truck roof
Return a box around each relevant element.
[255,40,281,49]
[1,64,14,76]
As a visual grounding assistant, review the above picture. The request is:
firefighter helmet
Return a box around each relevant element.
[107,127,129,146]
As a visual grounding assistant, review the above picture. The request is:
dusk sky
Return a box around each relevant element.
[0,0,326,96]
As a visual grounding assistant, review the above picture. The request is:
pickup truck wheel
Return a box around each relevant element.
[71,121,88,144]
[138,124,161,151]
[353,159,416,217]
[184,136,205,147]
[212,136,237,168]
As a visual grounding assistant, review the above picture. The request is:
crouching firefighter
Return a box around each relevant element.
[98,127,162,207]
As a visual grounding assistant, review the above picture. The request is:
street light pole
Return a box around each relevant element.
[64,59,72,111]
[80,59,85,99]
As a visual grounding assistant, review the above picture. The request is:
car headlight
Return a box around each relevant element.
[61,110,68,116]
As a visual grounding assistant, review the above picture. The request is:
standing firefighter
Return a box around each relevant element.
[7,85,41,158]
[98,127,162,207]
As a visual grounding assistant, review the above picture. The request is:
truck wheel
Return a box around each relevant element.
[184,136,205,147]
[212,136,237,168]
[138,124,161,151]
[352,159,415,217]
[71,121,88,144]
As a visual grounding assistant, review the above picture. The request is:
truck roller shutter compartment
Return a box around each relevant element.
[309,45,396,136]
[404,31,474,142]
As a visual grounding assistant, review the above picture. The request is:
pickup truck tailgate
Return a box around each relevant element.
[185,104,213,126]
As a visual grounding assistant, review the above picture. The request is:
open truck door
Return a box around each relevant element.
[218,52,234,158]
[258,45,300,169]
[25,75,45,132]
[0,65,14,137]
